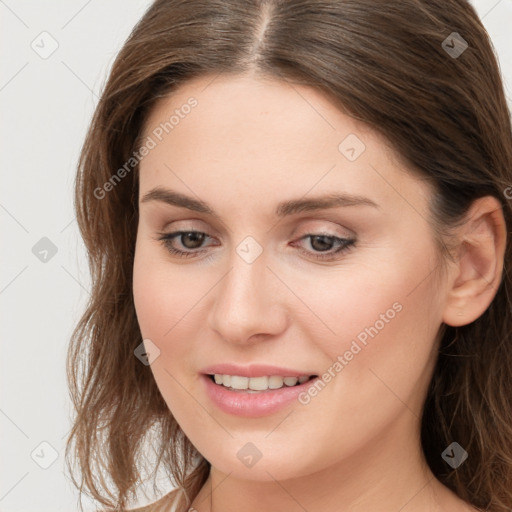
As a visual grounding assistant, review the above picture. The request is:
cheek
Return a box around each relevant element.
[133,245,202,418]
[300,248,444,424]
[132,265,167,341]
[132,241,216,386]
[133,240,196,341]
[328,273,439,363]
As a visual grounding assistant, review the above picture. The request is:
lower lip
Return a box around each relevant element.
[201,374,319,417]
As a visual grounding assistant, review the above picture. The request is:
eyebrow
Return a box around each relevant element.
[140,187,379,217]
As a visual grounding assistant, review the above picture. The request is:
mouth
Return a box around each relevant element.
[201,372,320,417]
[200,364,321,416]
[207,373,318,393]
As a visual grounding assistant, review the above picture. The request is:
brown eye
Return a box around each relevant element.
[157,230,355,262]
[291,233,356,261]
[309,235,336,252]
[157,231,214,258]
[179,232,206,249]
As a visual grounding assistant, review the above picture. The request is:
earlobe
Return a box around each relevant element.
[442,196,507,327]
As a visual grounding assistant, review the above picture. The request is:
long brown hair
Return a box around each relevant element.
[66,1,512,510]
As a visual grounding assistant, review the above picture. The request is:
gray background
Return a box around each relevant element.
[1,1,511,510]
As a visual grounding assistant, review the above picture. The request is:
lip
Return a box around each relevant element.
[201,373,320,418]
[200,363,317,378]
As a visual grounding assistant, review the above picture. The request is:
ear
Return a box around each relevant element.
[442,196,507,327]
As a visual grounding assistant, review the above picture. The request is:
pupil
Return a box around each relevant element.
[310,235,333,252]
[182,232,205,249]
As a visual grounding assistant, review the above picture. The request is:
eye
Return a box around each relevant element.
[156,230,216,258]
[156,230,356,261]
[291,233,355,261]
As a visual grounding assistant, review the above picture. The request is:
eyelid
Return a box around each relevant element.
[292,216,355,235]
[158,222,351,246]
[156,228,356,263]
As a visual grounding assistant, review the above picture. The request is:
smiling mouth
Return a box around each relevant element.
[207,373,318,392]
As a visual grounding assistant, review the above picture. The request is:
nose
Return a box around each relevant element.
[207,247,288,346]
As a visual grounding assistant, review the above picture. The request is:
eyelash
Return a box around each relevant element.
[156,230,356,262]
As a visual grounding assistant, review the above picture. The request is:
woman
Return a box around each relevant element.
[66,1,512,511]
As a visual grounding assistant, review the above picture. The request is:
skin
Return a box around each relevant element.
[132,72,505,512]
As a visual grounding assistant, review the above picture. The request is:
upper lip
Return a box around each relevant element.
[201,363,317,378]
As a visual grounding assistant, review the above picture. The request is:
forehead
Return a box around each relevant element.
[140,72,379,157]
[138,73,430,222]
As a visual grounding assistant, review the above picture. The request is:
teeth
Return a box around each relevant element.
[248,376,268,391]
[230,376,249,390]
[212,374,313,391]
[268,376,284,389]
[283,377,298,386]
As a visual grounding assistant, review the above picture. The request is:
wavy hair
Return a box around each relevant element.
[66,1,512,510]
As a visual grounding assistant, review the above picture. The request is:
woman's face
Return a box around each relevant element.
[133,73,450,481]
